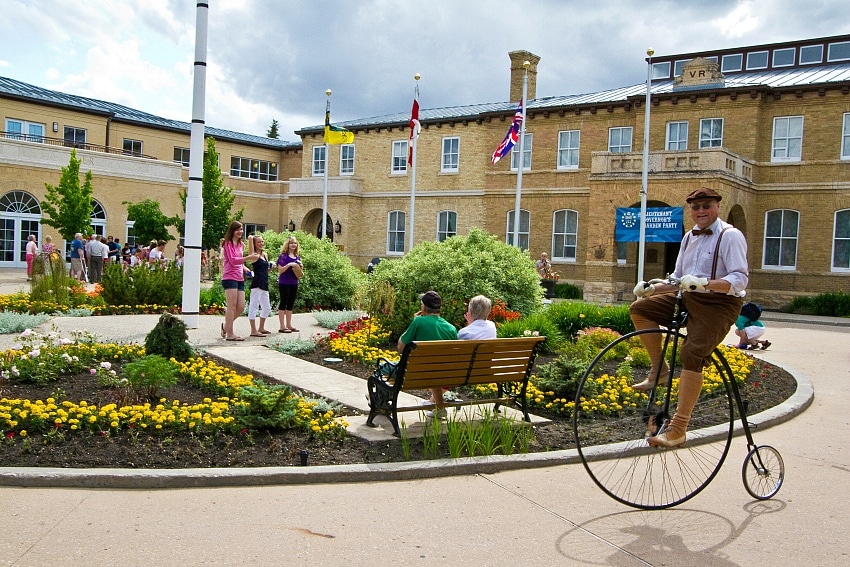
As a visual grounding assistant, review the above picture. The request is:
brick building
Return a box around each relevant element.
[2,34,849,306]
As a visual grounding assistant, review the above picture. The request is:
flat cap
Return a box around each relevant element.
[685,187,722,203]
[420,290,442,309]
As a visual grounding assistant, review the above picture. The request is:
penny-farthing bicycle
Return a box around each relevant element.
[573,276,784,509]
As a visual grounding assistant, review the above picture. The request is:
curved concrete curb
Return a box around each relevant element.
[0,367,813,489]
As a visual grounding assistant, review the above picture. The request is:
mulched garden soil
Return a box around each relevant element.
[0,347,796,468]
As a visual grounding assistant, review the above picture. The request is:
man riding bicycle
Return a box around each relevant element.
[630,187,749,448]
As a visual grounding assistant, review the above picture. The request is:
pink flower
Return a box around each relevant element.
[90,368,97,375]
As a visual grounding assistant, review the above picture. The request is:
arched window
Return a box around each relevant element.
[0,191,41,214]
[90,200,107,237]
[506,209,530,250]
[552,209,579,261]
[763,209,799,269]
[832,209,850,272]
[387,210,406,254]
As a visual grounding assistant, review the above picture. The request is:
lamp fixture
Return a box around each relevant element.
[288,220,296,232]
[52,122,59,132]
[334,220,342,234]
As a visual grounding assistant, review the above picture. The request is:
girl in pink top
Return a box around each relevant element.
[221,221,259,341]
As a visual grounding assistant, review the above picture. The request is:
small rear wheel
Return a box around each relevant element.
[742,445,784,500]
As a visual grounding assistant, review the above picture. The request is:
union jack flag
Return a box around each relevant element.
[491,100,523,164]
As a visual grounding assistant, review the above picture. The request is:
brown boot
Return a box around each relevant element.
[647,369,703,447]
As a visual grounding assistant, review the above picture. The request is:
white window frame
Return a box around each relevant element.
[125,220,136,249]
[557,130,580,169]
[665,121,688,150]
[699,118,724,148]
[552,209,579,262]
[608,127,632,153]
[772,47,795,67]
[441,137,460,172]
[339,144,355,175]
[391,140,408,174]
[312,145,326,176]
[673,59,690,77]
[174,147,190,166]
[763,209,799,270]
[832,209,850,272]
[771,116,803,162]
[842,113,850,160]
[436,210,457,242]
[123,138,143,157]
[63,126,86,147]
[387,210,406,254]
[244,223,266,237]
[827,40,850,62]
[651,61,671,79]
[721,53,743,72]
[5,119,45,142]
[799,44,823,65]
[510,133,533,171]
[746,50,769,70]
[505,209,530,250]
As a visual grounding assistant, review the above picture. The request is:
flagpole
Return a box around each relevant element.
[638,48,654,283]
[512,60,530,248]
[180,0,208,329]
[322,89,331,240]
[408,74,420,252]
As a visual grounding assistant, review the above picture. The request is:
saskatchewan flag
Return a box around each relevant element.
[324,108,354,145]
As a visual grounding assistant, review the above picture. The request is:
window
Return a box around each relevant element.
[746,51,769,70]
[842,114,850,160]
[387,210,406,254]
[699,118,724,148]
[800,44,823,65]
[510,133,533,170]
[437,211,457,242]
[608,127,632,153]
[505,209,530,250]
[441,137,460,172]
[833,209,850,271]
[666,121,688,150]
[651,61,671,79]
[552,209,578,261]
[173,147,190,166]
[310,146,326,176]
[391,140,408,174]
[125,221,136,249]
[673,59,690,77]
[122,138,143,157]
[5,119,45,142]
[772,47,795,67]
[827,41,850,62]
[63,126,86,148]
[244,223,266,236]
[772,116,803,162]
[763,209,799,269]
[721,53,743,72]
[557,130,580,169]
[340,144,355,175]
[231,156,278,180]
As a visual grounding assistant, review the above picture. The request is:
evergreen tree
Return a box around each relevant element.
[40,149,94,242]
[177,137,243,249]
[124,199,178,244]
[267,119,280,139]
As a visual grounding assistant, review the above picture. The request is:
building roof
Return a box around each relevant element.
[0,76,300,150]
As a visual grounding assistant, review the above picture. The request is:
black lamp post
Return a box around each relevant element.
[334,220,342,234]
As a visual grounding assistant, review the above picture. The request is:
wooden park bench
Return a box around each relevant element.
[366,336,546,436]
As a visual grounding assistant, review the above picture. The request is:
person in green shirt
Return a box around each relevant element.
[397,290,458,418]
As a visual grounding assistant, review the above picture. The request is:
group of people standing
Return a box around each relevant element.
[220,221,303,342]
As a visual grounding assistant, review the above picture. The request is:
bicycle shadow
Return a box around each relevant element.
[554,499,786,566]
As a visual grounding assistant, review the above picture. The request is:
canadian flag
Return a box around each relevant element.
[408,94,420,165]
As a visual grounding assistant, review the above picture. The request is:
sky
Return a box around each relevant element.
[2,0,849,143]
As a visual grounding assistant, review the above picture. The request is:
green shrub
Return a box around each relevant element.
[267,337,317,355]
[542,301,634,338]
[533,355,590,401]
[257,230,366,312]
[101,263,183,307]
[144,312,195,362]
[56,308,93,317]
[495,312,565,353]
[232,382,300,430]
[30,253,71,306]
[0,311,51,334]
[786,291,850,317]
[199,281,226,310]
[312,309,363,329]
[553,282,582,299]
[121,355,179,399]
[370,228,543,338]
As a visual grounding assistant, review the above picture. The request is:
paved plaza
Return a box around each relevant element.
[0,268,848,565]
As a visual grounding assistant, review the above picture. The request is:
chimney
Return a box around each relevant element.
[509,50,541,102]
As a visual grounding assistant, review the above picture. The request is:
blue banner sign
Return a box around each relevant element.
[615,207,683,242]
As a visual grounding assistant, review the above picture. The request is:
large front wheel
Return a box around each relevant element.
[573,329,735,510]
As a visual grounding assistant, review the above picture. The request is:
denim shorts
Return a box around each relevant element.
[221,279,245,291]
